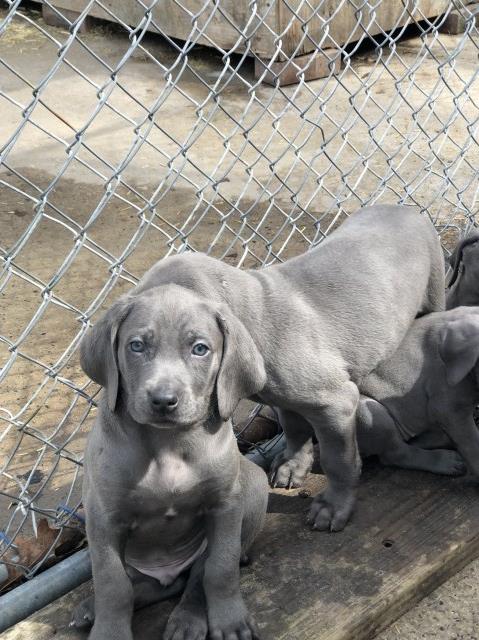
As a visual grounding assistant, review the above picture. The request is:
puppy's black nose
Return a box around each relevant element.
[148,389,179,412]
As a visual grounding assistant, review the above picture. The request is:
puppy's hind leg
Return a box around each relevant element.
[164,460,268,640]
[240,455,269,561]
[357,397,466,476]
[269,408,314,489]
[436,412,479,478]
[409,429,454,450]
[71,570,188,630]
[163,557,208,640]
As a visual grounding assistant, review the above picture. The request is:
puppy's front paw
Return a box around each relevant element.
[306,489,355,532]
[88,622,133,640]
[432,449,467,476]
[269,453,311,489]
[163,604,208,640]
[70,595,95,630]
[209,599,259,640]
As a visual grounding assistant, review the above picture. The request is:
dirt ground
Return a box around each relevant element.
[1,3,479,638]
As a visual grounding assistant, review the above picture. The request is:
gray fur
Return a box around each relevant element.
[75,287,269,640]
[76,204,445,638]
[446,232,479,309]
[271,309,477,482]
[354,306,479,478]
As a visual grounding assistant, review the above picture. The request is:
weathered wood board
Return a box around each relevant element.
[126,461,479,640]
[4,461,479,640]
[36,0,451,60]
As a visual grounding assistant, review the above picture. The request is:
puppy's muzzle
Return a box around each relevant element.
[147,386,179,414]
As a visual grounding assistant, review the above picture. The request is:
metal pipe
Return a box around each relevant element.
[0,549,92,632]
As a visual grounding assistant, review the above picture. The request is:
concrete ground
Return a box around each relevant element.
[2,3,479,639]
[379,561,479,640]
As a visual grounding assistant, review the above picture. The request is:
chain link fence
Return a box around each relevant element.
[1,0,478,589]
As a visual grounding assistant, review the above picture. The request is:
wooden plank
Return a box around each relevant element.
[41,4,93,32]
[276,0,451,58]
[3,461,479,639]
[125,462,479,640]
[35,0,451,59]
[35,0,277,59]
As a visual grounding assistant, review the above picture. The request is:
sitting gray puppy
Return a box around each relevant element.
[355,305,479,476]
[446,232,479,309]
[98,204,443,535]
[73,286,269,640]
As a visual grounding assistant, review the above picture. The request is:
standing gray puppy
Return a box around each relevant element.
[446,232,479,308]
[75,287,269,640]
[126,204,444,533]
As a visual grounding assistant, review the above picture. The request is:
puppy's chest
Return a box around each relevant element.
[133,454,197,502]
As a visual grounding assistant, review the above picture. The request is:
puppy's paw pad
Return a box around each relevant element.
[209,619,258,640]
[209,601,258,640]
[452,462,468,476]
[448,456,467,476]
[306,493,354,532]
[434,449,467,476]
[269,457,309,489]
[70,597,95,629]
[163,608,207,640]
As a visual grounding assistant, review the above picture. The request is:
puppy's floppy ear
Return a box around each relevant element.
[80,296,132,412]
[215,308,267,420]
[439,313,479,386]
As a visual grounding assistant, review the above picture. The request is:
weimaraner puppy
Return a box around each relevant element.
[446,232,479,308]
[73,287,269,640]
[104,204,443,534]
[355,305,479,477]
[271,306,479,481]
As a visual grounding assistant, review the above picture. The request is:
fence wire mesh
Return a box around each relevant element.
[0,0,478,586]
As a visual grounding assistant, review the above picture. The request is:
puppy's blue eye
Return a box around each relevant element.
[192,343,209,356]
[130,340,145,353]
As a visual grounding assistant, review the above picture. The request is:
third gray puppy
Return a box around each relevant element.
[355,305,479,477]
[131,204,445,531]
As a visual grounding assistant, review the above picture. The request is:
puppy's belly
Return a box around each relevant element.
[125,515,206,585]
[124,454,214,584]
[126,535,207,585]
